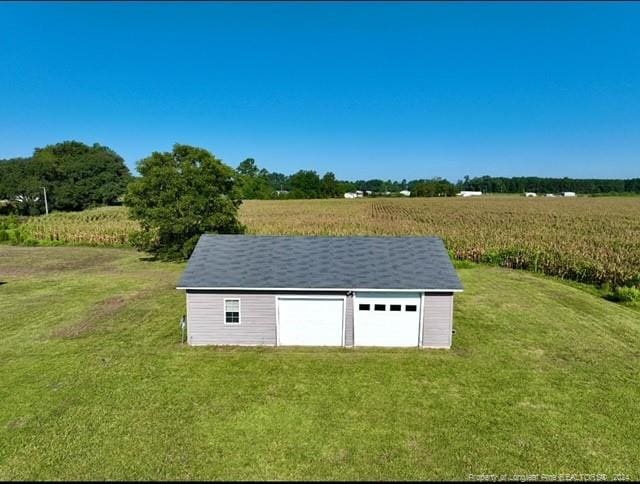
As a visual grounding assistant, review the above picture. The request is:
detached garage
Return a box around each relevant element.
[177,235,463,348]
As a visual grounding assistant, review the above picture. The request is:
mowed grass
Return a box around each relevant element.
[1,246,639,480]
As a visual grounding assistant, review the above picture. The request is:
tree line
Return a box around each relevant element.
[2,140,640,217]
[234,160,640,199]
[458,175,640,195]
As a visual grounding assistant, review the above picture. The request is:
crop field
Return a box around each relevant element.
[1,206,137,246]
[2,197,640,288]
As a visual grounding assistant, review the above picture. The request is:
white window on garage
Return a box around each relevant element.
[224,299,240,324]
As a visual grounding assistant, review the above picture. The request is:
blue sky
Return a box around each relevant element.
[1,2,639,181]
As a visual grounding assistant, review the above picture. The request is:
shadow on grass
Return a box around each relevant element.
[137,255,185,264]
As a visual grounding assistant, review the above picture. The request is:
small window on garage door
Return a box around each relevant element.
[224,299,240,324]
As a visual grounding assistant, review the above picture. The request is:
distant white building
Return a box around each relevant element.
[525,192,537,197]
[562,192,576,197]
[545,194,556,197]
[275,190,289,196]
[457,191,482,197]
[399,190,411,197]
[344,192,357,199]
[365,190,373,196]
[355,190,364,198]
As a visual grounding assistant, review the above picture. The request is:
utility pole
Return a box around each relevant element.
[42,186,49,215]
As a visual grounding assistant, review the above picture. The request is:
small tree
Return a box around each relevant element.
[126,144,244,260]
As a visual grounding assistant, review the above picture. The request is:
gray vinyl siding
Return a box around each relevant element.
[422,293,454,348]
[186,290,454,348]
[187,292,276,346]
[345,294,354,347]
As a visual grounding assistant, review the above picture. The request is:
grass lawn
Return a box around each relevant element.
[0,246,639,480]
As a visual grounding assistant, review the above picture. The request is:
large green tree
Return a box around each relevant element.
[32,141,131,211]
[289,170,321,198]
[0,141,131,214]
[126,144,244,260]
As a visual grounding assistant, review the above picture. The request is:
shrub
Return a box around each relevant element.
[608,286,640,303]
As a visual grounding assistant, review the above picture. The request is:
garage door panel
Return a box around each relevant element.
[278,298,344,346]
[355,292,420,347]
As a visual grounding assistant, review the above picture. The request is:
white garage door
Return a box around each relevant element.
[354,292,421,347]
[278,298,344,346]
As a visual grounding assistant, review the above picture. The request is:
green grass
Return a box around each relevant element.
[1,246,639,480]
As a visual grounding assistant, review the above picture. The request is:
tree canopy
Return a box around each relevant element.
[0,141,131,214]
[411,178,456,197]
[126,144,244,260]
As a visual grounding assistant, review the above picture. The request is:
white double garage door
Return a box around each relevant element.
[277,292,421,347]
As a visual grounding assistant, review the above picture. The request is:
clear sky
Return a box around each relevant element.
[1,2,639,181]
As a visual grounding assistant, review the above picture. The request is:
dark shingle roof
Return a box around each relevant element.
[177,235,462,291]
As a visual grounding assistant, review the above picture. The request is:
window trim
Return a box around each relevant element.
[223,298,241,325]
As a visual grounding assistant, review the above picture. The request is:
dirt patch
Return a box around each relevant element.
[6,417,29,430]
[0,246,130,278]
[52,295,127,339]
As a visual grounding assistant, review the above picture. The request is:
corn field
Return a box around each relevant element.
[2,197,639,288]
[19,206,138,246]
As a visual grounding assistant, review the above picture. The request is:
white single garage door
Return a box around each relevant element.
[278,297,344,346]
[354,292,421,347]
